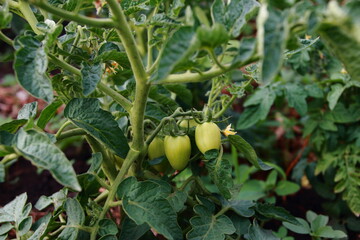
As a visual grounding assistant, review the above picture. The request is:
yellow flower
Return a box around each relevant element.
[340,68,348,74]
[222,124,237,137]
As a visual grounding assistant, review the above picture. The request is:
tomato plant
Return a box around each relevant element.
[0,0,358,239]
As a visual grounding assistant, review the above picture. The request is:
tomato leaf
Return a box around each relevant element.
[228,135,260,169]
[14,36,53,102]
[232,37,257,66]
[58,198,85,240]
[274,180,300,196]
[17,102,38,120]
[237,87,276,129]
[37,100,63,129]
[317,2,360,83]
[64,98,129,158]
[119,217,149,240]
[98,219,118,237]
[284,83,308,116]
[248,220,280,240]
[211,0,260,38]
[117,177,182,240]
[14,129,81,191]
[257,5,288,83]
[81,61,102,96]
[206,157,234,199]
[221,199,256,217]
[187,204,236,240]
[0,120,28,134]
[150,27,200,83]
[0,193,28,223]
[35,189,68,211]
[255,203,299,225]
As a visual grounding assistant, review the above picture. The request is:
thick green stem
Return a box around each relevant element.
[106,0,147,87]
[29,0,114,28]
[90,148,141,240]
[160,57,259,84]
[97,82,132,112]
[48,54,81,75]
[0,0,19,8]
[56,128,86,141]
[213,94,237,119]
[18,0,42,34]
[55,120,72,138]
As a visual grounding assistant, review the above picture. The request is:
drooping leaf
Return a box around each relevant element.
[255,203,299,225]
[228,135,260,168]
[0,119,28,134]
[81,62,102,96]
[151,27,200,82]
[14,36,53,102]
[15,129,81,191]
[58,198,85,240]
[36,100,63,129]
[237,87,276,129]
[317,1,360,82]
[206,157,234,199]
[257,5,288,83]
[212,0,260,38]
[117,177,182,240]
[232,37,257,66]
[196,23,229,48]
[64,98,129,158]
[327,84,345,110]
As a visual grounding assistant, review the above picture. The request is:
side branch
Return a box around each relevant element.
[159,57,259,84]
[29,0,114,28]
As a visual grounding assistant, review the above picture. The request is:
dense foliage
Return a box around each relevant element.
[0,0,359,239]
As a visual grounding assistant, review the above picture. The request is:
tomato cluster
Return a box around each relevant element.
[147,120,222,172]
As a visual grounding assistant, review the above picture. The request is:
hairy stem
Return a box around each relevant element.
[18,0,42,34]
[29,0,114,28]
[56,128,87,141]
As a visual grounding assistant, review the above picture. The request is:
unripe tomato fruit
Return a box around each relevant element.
[164,135,191,170]
[148,137,169,172]
[195,122,221,154]
[179,119,198,128]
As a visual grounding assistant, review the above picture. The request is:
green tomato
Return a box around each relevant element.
[179,119,198,128]
[148,137,169,172]
[164,135,191,170]
[195,122,221,154]
[148,137,165,160]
